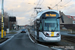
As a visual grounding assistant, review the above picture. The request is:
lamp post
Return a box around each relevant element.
[1,0,4,38]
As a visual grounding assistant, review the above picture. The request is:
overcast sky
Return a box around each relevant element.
[0,0,75,25]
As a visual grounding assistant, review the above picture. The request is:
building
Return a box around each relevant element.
[60,12,75,30]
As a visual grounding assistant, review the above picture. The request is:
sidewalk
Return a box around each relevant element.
[0,30,19,39]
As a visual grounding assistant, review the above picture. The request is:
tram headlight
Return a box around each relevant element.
[44,32,46,34]
[56,33,59,36]
[44,32,49,37]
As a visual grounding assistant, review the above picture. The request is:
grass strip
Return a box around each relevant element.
[0,38,8,43]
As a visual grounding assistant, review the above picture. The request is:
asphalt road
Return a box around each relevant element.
[0,31,50,50]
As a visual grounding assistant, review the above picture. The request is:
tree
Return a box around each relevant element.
[0,12,17,31]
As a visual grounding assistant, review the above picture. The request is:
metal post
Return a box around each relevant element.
[57,4,58,11]
[8,16,9,29]
[12,22,13,30]
[1,0,4,38]
[7,16,10,33]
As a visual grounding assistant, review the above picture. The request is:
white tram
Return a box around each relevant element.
[31,9,64,42]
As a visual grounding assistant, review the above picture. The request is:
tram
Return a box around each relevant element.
[31,9,64,42]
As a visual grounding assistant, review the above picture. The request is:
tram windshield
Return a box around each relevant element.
[44,17,60,31]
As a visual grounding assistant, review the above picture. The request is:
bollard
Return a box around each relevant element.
[7,28,9,33]
[4,31,6,36]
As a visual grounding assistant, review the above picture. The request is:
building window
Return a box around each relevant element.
[73,21,75,24]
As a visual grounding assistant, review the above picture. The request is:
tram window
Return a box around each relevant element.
[39,23,42,31]
[44,23,55,31]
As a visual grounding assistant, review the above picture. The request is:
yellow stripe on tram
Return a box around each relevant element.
[51,32,54,36]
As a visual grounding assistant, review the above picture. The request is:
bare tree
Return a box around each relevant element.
[0,12,17,31]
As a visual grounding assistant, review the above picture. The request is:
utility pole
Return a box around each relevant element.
[1,0,4,38]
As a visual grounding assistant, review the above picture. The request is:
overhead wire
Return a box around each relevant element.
[52,0,73,10]
[39,0,44,6]
[60,0,73,10]
[62,0,72,6]
[35,0,44,7]
[34,0,42,15]
[26,0,72,12]
[52,0,62,8]
[36,0,40,7]
[24,0,38,12]
[30,0,41,18]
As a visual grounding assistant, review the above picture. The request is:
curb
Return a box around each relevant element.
[27,29,49,48]
[27,30,35,43]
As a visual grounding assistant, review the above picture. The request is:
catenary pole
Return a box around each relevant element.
[1,0,4,38]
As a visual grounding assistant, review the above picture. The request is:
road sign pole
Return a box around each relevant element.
[7,16,10,33]
[1,0,4,38]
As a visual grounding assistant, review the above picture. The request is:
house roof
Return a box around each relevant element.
[71,16,75,20]
[66,15,75,20]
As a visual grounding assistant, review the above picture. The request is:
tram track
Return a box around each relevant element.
[37,41,60,47]
[29,33,61,47]
[27,28,75,49]
[28,29,62,47]
[61,35,75,43]
[28,31,75,50]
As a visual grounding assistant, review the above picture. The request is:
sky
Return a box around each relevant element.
[0,0,75,25]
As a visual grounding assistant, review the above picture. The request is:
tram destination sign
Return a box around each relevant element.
[45,14,56,17]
